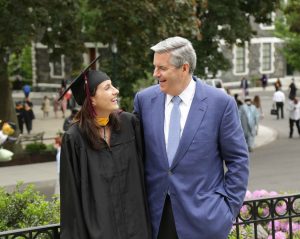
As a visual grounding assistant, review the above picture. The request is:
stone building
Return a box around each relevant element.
[220,18,286,84]
[32,12,298,87]
[31,42,108,89]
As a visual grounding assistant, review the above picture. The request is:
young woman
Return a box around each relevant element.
[59,70,151,239]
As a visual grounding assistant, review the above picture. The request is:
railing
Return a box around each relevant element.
[1,194,299,239]
[0,224,59,239]
[232,193,300,238]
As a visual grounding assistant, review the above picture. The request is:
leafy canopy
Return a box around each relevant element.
[83,0,279,110]
[275,0,300,70]
[0,0,84,122]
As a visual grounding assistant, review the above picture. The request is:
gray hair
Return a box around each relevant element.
[150,36,197,74]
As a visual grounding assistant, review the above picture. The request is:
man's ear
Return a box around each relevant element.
[182,63,190,73]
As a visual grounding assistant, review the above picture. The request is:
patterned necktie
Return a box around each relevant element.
[167,96,182,166]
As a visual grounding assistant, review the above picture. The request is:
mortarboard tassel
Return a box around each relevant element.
[84,74,96,118]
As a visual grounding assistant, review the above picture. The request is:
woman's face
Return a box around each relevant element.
[90,80,119,117]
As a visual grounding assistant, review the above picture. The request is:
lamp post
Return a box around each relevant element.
[111,41,118,84]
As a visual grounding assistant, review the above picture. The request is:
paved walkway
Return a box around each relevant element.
[0,107,277,196]
[4,78,299,195]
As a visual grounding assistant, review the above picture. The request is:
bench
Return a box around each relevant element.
[16,132,45,144]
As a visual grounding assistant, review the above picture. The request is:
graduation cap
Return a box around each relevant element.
[58,56,110,106]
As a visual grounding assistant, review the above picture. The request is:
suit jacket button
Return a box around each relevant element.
[168,170,173,175]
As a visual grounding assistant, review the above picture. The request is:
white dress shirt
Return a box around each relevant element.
[164,78,196,148]
[273,91,285,102]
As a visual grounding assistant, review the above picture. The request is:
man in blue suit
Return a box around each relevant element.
[134,36,249,239]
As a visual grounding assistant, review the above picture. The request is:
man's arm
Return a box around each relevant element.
[219,97,249,218]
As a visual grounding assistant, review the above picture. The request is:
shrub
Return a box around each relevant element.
[0,182,60,232]
[25,142,47,153]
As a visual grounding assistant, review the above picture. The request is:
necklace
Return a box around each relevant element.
[95,116,109,142]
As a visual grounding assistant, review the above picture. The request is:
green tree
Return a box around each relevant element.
[0,0,84,124]
[194,0,280,77]
[275,0,300,70]
[8,45,33,83]
[83,0,199,110]
[83,0,279,111]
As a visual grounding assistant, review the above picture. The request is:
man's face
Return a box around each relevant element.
[153,52,189,96]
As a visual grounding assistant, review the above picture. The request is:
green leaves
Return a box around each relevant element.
[0,182,60,231]
[275,0,300,71]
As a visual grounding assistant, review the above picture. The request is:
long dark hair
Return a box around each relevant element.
[74,97,120,150]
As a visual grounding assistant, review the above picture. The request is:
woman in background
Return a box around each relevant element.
[287,97,300,138]
[253,95,264,135]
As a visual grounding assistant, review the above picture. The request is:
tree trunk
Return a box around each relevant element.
[0,53,18,126]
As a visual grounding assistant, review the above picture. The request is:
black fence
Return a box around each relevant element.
[0,224,60,239]
[232,193,300,238]
[1,194,299,239]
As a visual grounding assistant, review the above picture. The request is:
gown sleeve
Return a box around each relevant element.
[60,132,88,239]
[130,114,152,238]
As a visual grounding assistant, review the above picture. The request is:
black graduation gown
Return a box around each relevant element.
[60,112,151,239]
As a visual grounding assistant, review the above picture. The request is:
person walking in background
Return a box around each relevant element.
[59,88,68,118]
[53,93,60,118]
[234,93,243,109]
[15,101,24,134]
[253,95,264,135]
[54,132,63,194]
[287,97,300,138]
[59,68,151,239]
[240,97,260,152]
[260,74,268,90]
[253,95,264,119]
[274,78,282,91]
[273,88,285,119]
[63,108,78,131]
[23,97,35,134]
[288,78,297,100]
[41,96,51,118]
[134,36,249,239]
[22,84,31,98]
[240,77,249,97]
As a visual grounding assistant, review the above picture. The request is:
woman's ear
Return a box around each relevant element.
[90,96,96,106]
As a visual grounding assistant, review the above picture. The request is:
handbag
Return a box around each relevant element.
[270,104,278,115]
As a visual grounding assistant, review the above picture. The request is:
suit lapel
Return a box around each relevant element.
[151,91,169,167]
[171,80,208,169]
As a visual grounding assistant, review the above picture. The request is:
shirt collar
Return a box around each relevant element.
[166,76,195,106]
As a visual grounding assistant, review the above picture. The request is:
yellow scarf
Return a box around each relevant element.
[95,117,109,126]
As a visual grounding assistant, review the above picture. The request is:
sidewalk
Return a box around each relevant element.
[0,105,65,195]
[0,85,280,195]
[2,76,297,196]
[255,124,277,148]
[0,122,277,196]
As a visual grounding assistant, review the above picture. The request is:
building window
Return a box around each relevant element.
[260,43,274,74]
[260,12,276,30]
[262,43,271,71]
[49,55,65,79]
[233,43,248,75]
[236,47,246,73]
